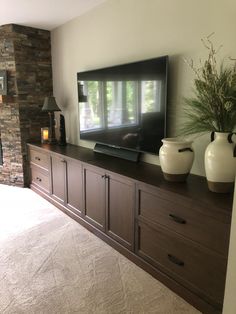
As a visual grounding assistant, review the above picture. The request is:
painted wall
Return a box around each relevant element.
[51,0,236,176]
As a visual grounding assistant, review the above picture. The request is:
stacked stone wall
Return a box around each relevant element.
[0,24,53,186]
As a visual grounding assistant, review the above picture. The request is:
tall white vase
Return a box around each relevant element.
[205,132,236,193]
[159,138,194,182]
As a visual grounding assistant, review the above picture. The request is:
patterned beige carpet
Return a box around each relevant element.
[0,184,200,314]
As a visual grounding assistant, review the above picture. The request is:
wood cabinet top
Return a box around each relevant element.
[28,143,233,215]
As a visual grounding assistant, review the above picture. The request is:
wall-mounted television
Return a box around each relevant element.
[77,56,168,159]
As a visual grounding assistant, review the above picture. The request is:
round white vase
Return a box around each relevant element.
[205,132,236,193]
[159,138,194,182]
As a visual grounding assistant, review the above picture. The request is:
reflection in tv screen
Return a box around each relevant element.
[78,56,168,155]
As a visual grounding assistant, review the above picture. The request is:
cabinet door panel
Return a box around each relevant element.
[66,160,82,216]
[30,148,50,171]
[137,183,230,255]
[31,166,50,193]
[137,220,226,310]
[51,155,65,204]
[83,165,105,231]
[107,173,134,249]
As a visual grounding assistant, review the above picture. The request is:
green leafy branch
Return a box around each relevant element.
[179,34,236,136]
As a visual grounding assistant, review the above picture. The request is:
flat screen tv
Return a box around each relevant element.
[77,56,168,157]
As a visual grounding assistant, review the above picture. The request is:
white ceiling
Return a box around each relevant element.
[0,0,107,30]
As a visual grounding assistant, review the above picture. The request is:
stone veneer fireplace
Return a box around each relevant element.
[0,24,53,187]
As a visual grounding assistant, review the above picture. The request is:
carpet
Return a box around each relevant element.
[0,184,200,313]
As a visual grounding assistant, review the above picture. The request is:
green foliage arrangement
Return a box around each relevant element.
[180,34,236,136]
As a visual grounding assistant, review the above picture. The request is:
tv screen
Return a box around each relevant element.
[77,56,168,155]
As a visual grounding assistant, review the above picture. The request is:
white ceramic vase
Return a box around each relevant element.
[159,138,194,182]
[205,132,236,193]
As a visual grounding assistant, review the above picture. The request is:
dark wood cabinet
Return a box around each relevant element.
[83,164,106,231]
[136,183,231,256]
[51,154,65,204]
[136,182,231,312]
[29,147,50,194]
[30,146,83,215]
[138,220,227,310]
[83,164,134,248]
[66,159,83,216]
[31,166,50,193]
[107,172,134,250]
[28,143,233,314]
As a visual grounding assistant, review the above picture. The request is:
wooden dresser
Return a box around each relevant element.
[28,143,233,314]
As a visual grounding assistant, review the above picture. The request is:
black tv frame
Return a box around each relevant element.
[77,56,168,161]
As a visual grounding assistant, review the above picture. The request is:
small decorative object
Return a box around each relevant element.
[42,96,61,144]
[180,34,236,193]
[159,138,194,182]
[59,114,67,146]
[41,127,49,143]
[0,70,7,95]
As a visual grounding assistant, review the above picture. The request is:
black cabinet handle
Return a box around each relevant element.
[36,177,42,182]
[35,156,41,161]
[101,174,110,179]
[169,214,186,224]
[168,254,184,266]
[178,147,193,153]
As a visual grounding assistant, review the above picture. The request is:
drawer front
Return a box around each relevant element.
[137,221,226,308]
[137,185,230,255]
[31,166,50,193]
[30,149,49,170]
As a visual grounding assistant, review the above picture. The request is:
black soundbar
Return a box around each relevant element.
[93,143,140,162]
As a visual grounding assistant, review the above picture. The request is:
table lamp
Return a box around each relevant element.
[42,96,61,144]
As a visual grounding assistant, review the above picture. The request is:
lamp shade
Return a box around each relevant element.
[42,96,61,112]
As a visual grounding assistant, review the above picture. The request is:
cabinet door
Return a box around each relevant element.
[66,159,83,216]
[107,172,134,250]
[83,165,106,231]
[51,154,66,204]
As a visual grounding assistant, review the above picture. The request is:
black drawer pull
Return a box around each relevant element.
[101,175,106,178]
[36,177,42,182]
[178,147,193,153]
[169,214,186,224]
[35,156,41,161]
[168,254,184,266]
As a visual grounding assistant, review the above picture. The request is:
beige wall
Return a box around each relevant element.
[51,0,236,176]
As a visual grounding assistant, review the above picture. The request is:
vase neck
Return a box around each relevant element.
[214,132,230,141]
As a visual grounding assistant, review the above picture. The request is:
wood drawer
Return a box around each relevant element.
[30,148,49,170]
[137,184,230,255]
[31,166,50,193]
[137,220,227,309]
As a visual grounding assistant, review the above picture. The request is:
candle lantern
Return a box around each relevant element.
[41,127,49,143]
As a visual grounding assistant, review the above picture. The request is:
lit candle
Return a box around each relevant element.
[41,127,49,143]
[43,129,49,140]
